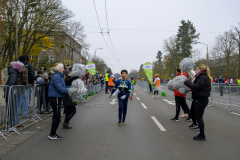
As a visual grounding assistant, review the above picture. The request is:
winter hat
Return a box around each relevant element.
[13,62,23,71]
[37,71,43,74]
[64,70,70,76]
[24,54,30,62]
[54,63,64,71]
[43,73,48,78]
[19,55,26,63]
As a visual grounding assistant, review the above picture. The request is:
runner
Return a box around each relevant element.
[130,78,136,100]
[110,70,131,126]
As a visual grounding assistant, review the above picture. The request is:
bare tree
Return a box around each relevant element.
[0,0,73,66]
[230,23,240,77]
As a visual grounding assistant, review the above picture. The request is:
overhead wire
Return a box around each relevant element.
[104,0,123,69]
[92,0,120,67]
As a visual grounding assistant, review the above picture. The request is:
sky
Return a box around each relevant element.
[61,0,240,74]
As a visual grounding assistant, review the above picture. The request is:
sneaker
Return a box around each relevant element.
[17,124,24,127]
[157,95,159,99]
[170,118,179,122]
[185,117,192,122]
[63,123,72,129]
[193,126,199,130]
[193,134,206,141]
[117,123,121,126]
[122,122,125,125]
[180,114,188,118]
[130,98,132,100]
[189,124,197,128]
[152,96,155,99]
[48,134,63,140]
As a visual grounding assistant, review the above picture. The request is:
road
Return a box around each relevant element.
[1,86,240,160]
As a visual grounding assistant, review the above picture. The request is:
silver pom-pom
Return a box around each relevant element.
[172,75,190,94]
[72,63,86,77]
[180,58,196,79]
[167,80,175,91]
[180,58,195,72]
[68,79,88,102]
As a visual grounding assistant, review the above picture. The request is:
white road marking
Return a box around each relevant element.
[136,97,140,100]
[231,112,240,116]
[133,93,136,96]
[162,99,175,105]
[109,99,117,105]
[141,103,147,109]
[151,116,166,131]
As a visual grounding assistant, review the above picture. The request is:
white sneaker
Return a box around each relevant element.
[180,114,188,118]
[157,95,159,99]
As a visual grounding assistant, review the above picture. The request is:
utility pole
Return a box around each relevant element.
[206,45,208,66]
[15,11,18,61]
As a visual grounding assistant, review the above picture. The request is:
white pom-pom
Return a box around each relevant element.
[180,58,195,72]
[187,70,196,79]
[167,80,175,91]
[172,75,190,94]
[72,63,86,77]
[68,79,87,102]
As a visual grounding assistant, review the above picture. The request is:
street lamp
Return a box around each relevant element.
[15,1,39,61]
[197,42,208,66]
[94,48,103,57]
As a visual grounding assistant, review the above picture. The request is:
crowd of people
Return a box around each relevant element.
[4,56,110,140]
[212,76,240,85]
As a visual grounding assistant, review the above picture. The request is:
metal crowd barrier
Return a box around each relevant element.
[0,84,43,140]
[137,81,240,112]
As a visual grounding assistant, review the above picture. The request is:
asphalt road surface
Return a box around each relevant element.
[1,86,240,160]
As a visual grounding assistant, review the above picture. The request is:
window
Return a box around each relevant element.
[50,47,54,51]
[50,35,54,40]
[49,56,54,62]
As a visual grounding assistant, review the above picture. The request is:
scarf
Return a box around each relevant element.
[193,70,207,84]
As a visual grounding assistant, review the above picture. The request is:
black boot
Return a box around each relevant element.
[63,123,72,129]
[193,134,206,141]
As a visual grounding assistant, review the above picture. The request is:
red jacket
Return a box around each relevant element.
[174,72,188,97]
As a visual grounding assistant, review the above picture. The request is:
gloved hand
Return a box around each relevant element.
[129,90,132,94]
[109,94,113,98]
[120,95,126,100]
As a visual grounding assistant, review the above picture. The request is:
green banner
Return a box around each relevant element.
[143,62,153,84]
[86,62,96,75]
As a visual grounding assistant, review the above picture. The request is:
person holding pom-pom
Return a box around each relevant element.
[184,64,212,141]
[48,63,70,140]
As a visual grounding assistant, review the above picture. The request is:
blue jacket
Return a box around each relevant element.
[48,71,69,98]
[111,79,131,97]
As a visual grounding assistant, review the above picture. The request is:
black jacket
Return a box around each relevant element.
[25,62,35,84]
[6,69,19,86]
[184,72,211,100]
[63,76,79,107]
[5,69,19,102]
[44,79,49,99]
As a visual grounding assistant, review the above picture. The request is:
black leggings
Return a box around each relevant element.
[64,105,76,124]
[190,99,197,125]
[175,96,190,118]
[195,99,208,136]
[50,97,62,136]
[154,91,159,95]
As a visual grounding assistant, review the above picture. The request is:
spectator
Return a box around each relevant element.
[63,72,79,129]
[5,62,22,127]
[17,55,29,125]
[24,55,35,85]
[229,78,233,84]
[36,71,44,114]
[48,63,70,140]
[43,73,51,113]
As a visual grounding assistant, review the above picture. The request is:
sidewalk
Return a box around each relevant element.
[0,91,104,156]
